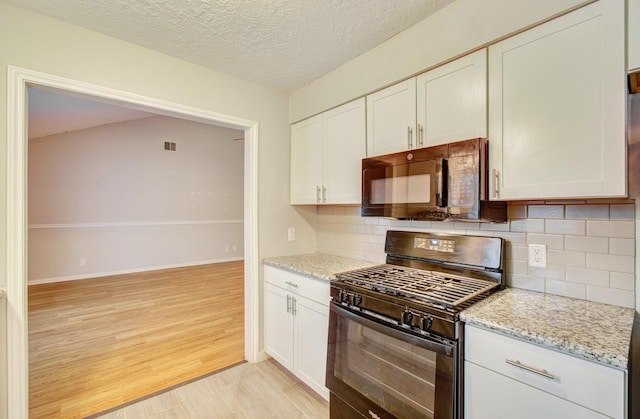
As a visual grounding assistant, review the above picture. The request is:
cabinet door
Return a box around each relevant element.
[465,362,607,419]
[324,98,366,204]
[264,283,294,370]
[630,0,640,71]
[293,295,330,400]
[366,78,417,156]
[416,49,487,147]
[488,0,625,200]
[290,116,324,204]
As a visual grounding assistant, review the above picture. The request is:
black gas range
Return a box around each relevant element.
[326,230,504,419]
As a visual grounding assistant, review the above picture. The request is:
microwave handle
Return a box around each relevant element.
[437,159,448,208]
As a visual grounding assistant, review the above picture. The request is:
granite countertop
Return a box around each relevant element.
[263,253,378,282]
[461,288,635,370]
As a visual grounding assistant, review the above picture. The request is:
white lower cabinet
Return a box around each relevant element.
[263,266,330,400]
[464,325,626,419]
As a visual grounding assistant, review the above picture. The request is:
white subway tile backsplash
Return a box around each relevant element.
[480,222,510,232]
[564,236,608,253]
[453,221,480,230]
[493,232,527,246]
[508,260,528,275]
[609,204,635,220]
[364,217,379,225]
[586,286,635,308]
[545,219,586,235]
[510,219,545,233]
[610,272,635,291]
[586,220,635,238]
[586,253,635,273]
[528,265,565,280]
[509,245,529,261]
[510,274,545,292]
[547,250,585,268]
[609,238,635,256]
[315,203,636,308]
[526,233,564,249]
[565,204,609,219]
[565,267,609,287]
[545,279,586,299]
[528,205,564,219]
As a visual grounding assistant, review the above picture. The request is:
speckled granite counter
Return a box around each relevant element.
[263,253,378,282]
[461,288,635,370]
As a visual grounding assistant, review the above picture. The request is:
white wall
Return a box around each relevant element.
[289,0,591,122]
[0,3,317,417]
[28,116,245,283]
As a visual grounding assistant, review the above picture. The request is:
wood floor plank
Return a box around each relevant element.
[28,261,245,419]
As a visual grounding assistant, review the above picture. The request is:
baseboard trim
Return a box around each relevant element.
[28,257,244,285]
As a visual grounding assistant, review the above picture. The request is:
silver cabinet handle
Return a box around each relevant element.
[418,124,424,148]
[492,168,499,198]
[285,281,298,288]
[407,126,413,149]
[316,186,321,203]
[505,359,557,380]
[292,296,297,315]
[322,186,327,203]
[286,294,291,313]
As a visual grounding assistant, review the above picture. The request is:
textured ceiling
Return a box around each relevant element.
[4,0,455,91]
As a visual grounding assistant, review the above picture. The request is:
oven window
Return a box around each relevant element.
[328,307,455,418]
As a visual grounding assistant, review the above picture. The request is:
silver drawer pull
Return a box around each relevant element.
[506,359,557,380]
[285,281,298,288]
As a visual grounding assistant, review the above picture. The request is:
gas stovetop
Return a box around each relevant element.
[330,231,505,341]
[334,264,499,309]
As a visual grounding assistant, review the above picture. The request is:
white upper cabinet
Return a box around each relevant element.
[290,116,323,205]
[416,49,487,147]
[367,50,487,157]
[488,0,626,200]
[290,98,365,205]
[366,79,417,156]
[630,0,640,71]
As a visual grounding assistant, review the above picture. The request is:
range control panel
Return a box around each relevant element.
[414,237,454,253]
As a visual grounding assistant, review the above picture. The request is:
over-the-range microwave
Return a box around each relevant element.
[361,138,507,222]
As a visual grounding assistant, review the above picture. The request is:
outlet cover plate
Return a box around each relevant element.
[528,244,547,268]
[287,227,296,242]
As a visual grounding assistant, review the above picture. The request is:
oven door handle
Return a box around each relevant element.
[330,302,455,357]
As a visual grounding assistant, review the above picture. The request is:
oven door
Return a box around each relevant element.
[326,303,458,419]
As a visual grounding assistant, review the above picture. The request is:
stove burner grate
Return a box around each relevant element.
[335,264,498,308]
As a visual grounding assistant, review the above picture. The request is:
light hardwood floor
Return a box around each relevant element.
[95,359,329,419]
[28,261,245,419]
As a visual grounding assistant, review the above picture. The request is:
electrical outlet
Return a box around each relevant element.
[287,227,296,242]
[79,258,86,266]
[528,244,547,268]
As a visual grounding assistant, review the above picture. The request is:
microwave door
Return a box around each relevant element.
[362,158,444,219]
[406,159,446,219]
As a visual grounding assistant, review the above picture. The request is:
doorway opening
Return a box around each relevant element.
[6,66,260,418]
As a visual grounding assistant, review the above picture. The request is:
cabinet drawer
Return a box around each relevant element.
[465,325,625,418]
[465,361,607,419]
[264,266,330,306]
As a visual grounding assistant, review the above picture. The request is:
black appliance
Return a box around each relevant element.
[326,230,505,419]
[361,138,507,222]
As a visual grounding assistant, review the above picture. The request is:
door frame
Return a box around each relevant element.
[6,66,261,418]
